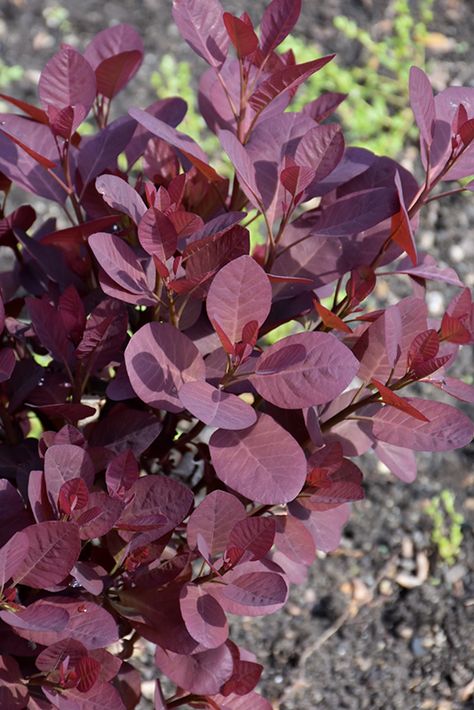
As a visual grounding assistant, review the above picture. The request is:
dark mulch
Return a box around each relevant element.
[1,1,473,707]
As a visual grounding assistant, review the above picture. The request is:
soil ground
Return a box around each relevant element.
[1,1,473,708]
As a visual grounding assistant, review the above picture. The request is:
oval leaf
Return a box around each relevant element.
[209,413,306,504]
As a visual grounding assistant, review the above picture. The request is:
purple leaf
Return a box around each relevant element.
[105,450,139,498]
[0,480,31,547]
[71,562,107,595]
[372,399,474,452]
[355,297,428,383]
[0,655,29,709]
[388,253,463,287]
[0,348,15,383]
[35,639,87,672]
[138,207,177,261]
[94,174,147,225]
[206,255,271,345]
[87,406,162,455]
[288,501,351,552]
[302,92,347,122]
[179,583,228,649]
[43,681,126,710]
[227,516,276,562]
[89,232,155,296]
[248,56,334,118]
[78,116,137,189]
[84,24,144,98]
[0,531,29,589]
[274,515,316,565]
[172,0,229,68]
[154,643,233,696]
[76,298,128,373]
[129,108,220,181]
[373,441,417,483]
[117,475,193,539]
[260,0,302,56]
[209,413,307,504]
[295,123,345,182]
[125,322,205,412]
[384,304,403,368]
[409,66,435,148]
[216,565,288,616]
[0,119,67,203]
[13,597,119,650]
[0,600,69,633]
[44,444,94,513]
[13,521,81,588]
[313,187,399,236]
[38,45,96,131]
[27,296,73,364]
[187,490,246,556]
[423,375,474,403]
[252,332,359,408]
[73,491,124,540]
[179,380,256,430]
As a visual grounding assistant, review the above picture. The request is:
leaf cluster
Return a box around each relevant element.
[0,1,473,707]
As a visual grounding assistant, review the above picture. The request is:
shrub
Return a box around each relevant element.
[0,0,473,707]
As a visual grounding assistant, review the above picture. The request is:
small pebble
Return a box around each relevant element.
[411,637,426,657]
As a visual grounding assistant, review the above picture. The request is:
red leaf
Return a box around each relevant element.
[227,517,276,562]
[390,172,417,265]
[371,379,430,422]
[223,13,259,58]
[58,478,89,515]
[441,312,471,344]
[76,655,101,693]
[0,128,56,169]
[407,329,439,370]
[248,55,334,117]
[314,299,351,333]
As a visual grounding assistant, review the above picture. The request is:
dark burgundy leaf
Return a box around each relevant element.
[216,565,288,616]
[44,444,94,513]
[13,597,119,650]
[73,491,123,540]
[302,91,347,122]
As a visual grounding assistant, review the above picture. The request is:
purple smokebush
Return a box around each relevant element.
[0,0,473,707]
